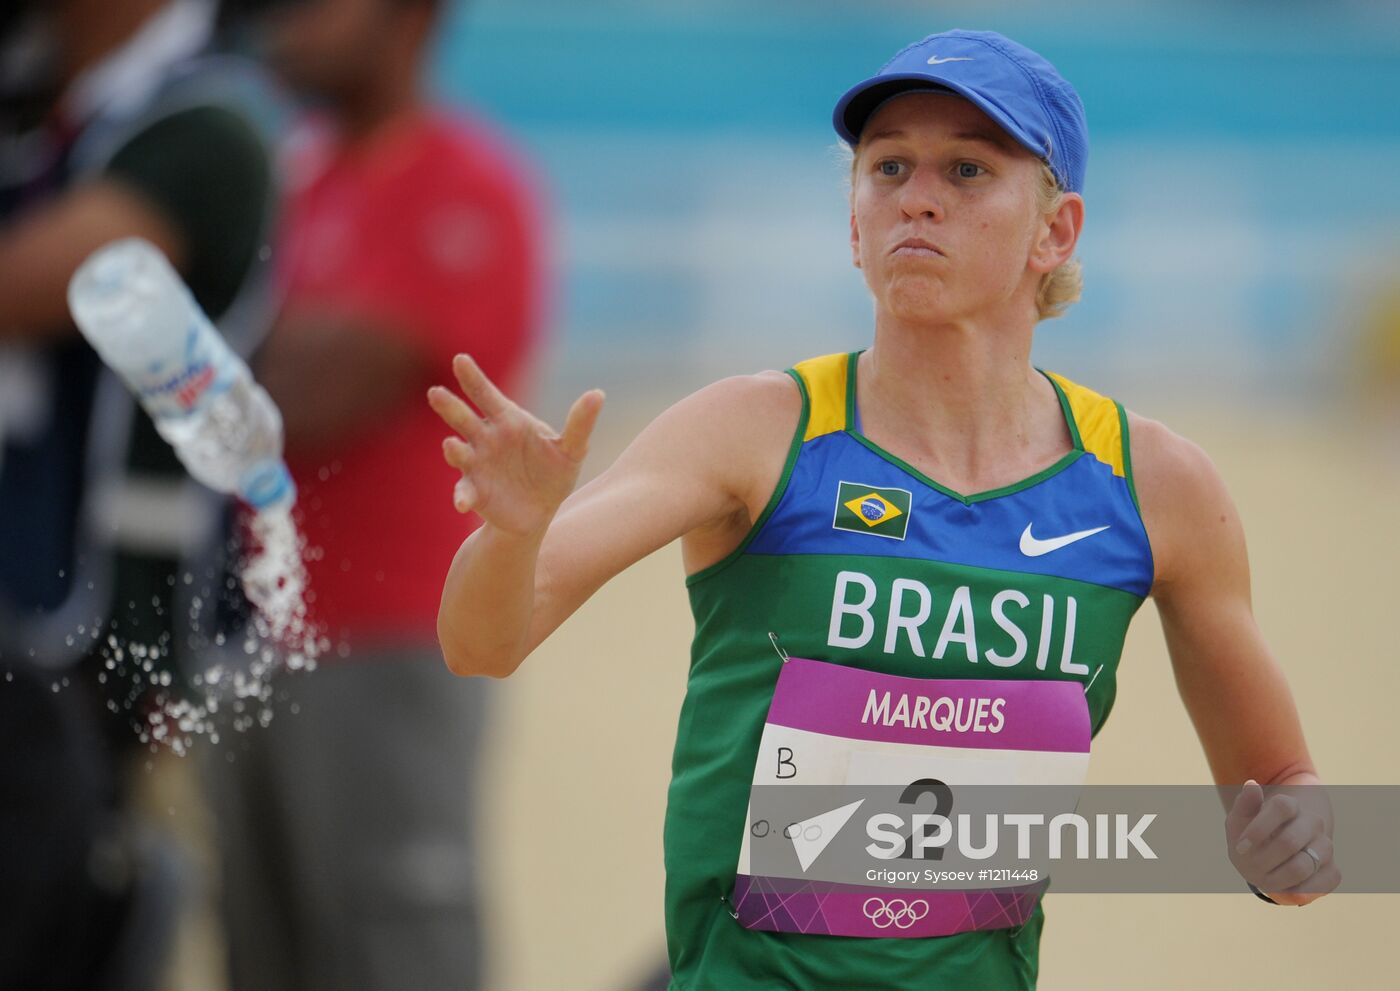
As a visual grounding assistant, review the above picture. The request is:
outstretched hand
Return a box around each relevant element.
[427,353,604,536]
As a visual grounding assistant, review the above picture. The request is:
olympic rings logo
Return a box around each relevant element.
[862,896,930,930]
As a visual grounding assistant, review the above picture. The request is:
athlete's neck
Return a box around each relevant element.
[859,313,1067,491]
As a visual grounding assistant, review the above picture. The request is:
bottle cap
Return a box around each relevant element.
[241,461,296,512]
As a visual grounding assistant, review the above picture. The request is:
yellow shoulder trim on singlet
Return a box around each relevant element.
[1043,370,1127,478]
[792,352,850,440]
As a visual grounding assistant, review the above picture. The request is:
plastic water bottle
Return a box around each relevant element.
[67,238,294,511]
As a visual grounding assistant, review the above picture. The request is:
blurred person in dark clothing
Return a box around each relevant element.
[199,1,546,989]
[0,0,276,987]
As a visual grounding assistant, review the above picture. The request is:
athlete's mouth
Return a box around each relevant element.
[891,237,945,257]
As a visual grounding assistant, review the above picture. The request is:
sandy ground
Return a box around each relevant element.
[147,402,1398,990]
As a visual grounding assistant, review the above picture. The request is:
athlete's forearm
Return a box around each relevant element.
[437,520,549,678]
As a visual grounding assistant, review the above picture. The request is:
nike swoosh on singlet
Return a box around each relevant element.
[1019,523,1110,557]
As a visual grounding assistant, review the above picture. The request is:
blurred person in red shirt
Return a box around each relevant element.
[202,2,546,989]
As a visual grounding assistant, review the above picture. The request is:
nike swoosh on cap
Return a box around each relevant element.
[926,55,974,65]
[1019,523,1110,557]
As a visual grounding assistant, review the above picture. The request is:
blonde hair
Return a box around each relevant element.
[844,145,1082,321]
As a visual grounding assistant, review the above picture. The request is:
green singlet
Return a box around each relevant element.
[663,351,1154,989]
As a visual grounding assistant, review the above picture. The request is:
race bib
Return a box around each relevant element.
[733,656,1091,938]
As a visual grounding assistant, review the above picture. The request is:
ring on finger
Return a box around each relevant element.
[1302,845,1322,873]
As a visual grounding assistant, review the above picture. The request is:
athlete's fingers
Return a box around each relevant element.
[558,388,605,462]
[1256,813,1324,875]
[1225,780,1264,840]
[442,436,475,473]
[453,476,478,514]
[1279,856,1341,900]
[452,353,512,418]
[428,386,487,443]
[1260,832,1333,892]
[1235,792,1299,856]
[1259,850,1316,893]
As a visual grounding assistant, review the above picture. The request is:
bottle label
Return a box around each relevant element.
[129,321,232,418]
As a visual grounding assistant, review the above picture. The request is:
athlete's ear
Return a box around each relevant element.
[1029,191,1083,275]
[850,204,862,269]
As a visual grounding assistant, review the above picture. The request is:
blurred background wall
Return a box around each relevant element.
[431,0,1400,411]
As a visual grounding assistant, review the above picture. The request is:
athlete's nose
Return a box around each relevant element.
[897,166,946,222]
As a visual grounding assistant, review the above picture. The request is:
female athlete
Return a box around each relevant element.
[428,29,1338,990]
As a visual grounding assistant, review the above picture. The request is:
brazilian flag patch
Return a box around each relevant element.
[832,481,913,541]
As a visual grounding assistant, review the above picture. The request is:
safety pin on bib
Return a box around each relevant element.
[722,892,740,920]
[767,631,789,664]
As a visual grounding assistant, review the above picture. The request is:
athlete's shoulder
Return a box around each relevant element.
[628,370,803,543]
[710,367,801,402]
[679,368,801,427]
[1123,409,1242,589]
[1124,410,1224,500]
[664,352,861,452]
[638,369,801,479]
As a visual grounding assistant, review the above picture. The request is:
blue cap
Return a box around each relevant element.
[833,29,1088,194]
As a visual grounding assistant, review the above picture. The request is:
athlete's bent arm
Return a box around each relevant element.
[1131,413,1339,906]
[429,355,797,678]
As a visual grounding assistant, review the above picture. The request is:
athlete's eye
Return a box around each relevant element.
[877,159,904,177]
[955,162,986,180]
